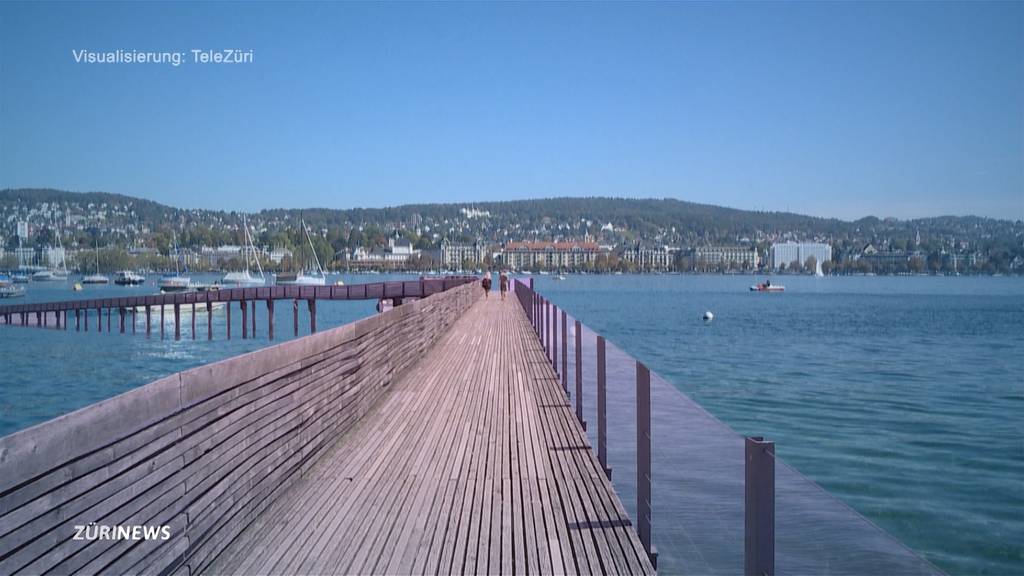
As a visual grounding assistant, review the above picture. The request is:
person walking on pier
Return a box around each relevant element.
[499,271,509,301]
[481,272,492,298]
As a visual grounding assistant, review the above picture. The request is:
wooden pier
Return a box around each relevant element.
[0,277,475,340]
[0,280,652,575]
[212,297,652,575]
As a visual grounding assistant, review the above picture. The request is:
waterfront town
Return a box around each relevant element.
[2,190,1022,276]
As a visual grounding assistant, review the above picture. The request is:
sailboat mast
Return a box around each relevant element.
[303,218,325,277]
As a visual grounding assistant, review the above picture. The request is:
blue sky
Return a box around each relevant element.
[1,1,1021,220]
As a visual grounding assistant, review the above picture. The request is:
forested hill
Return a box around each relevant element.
[1,189,1021,256]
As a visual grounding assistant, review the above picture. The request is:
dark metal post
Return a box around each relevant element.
[75,309,80,331]
[745,436,775,576]
[226,300,232,339]
[293,299,299,337]
[267,299,275,340]
[553,305,559,374]
[561,310,568,393]
[636,362,656,568]
[575,319,584,429]
[597,335,610,478]
[84,309,89,331]
[308,299,317,333]
[145,306,151,337]
[251,300,256,337]
[207,302,213,340]
[119,308,125,333]
[174,303,181,341]
[97,308,102,332]
[191,302,196,340]
[160,305,165,340]
[107,307,111,332]
[241,300,248,339]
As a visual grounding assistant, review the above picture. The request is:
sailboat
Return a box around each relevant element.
[275,218,326,286]
[32,226,69,281]
[814,260,825,277]
[158,234,191,293]
[82,241,110,284]
[222,214,266,286]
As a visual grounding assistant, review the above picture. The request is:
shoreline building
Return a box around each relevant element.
[349,237,420,270]
[770,242,832,270]
[695,245,760,270]
[500,241,601,271]
[440,240,488,270]
[622,244,677,271]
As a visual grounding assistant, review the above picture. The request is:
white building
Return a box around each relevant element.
[770,242,831,269]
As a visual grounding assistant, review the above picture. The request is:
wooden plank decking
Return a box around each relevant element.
[210,296,654,575]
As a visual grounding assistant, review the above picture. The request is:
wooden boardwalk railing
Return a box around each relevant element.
[0,281,479,575]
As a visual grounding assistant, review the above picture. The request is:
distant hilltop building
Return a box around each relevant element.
[695,245,760,270]
[440,240,488,269]
[770,242,831,270]
[459,207,490,219]
[500,241,601,271]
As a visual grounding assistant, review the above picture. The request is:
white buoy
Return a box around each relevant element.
[703,311,714,322]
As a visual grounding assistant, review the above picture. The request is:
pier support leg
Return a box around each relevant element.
[191,303,196,340]
[598,335,610,478]
[75,309,80,332]
[84,309,89,331]
[119,308,125,333]
[241,300,248,339]
[575,319,585,430]
[636,362,656,569]
[146,306,151,338]
[251,300,256,338]
[107,307,111,333]
[37,311,43,328]
[226,301,232,340]
[207,302,213,340]
[307,299,317,333]
[745,437,775,576]
[174,303,181,341]
[132,309,136,334]
[267,299,275,340]
[293,299,299,337]
[160,305,165,340]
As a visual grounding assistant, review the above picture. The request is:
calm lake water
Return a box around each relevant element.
[1,274,1021,574]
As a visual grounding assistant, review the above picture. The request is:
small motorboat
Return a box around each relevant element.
[0,285,26,298]
[114,271,146,286]
[750,282,785,292]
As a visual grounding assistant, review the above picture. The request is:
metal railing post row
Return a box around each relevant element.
[575,318,585,430]
[597,335,610,478]
[636,361,657,568]
[745,436,775,576]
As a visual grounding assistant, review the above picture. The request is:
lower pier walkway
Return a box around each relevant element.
[211,296,654,575]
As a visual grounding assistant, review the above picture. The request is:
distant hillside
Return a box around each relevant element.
[1,189,1021,266]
